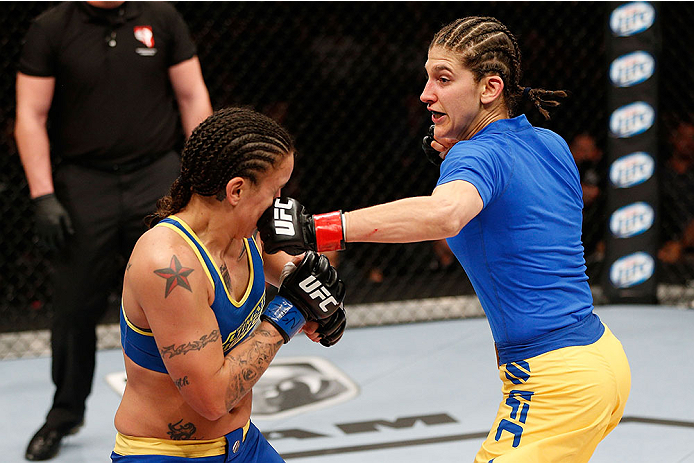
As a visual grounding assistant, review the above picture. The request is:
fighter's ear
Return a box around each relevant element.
[225,177,245,206]
[480,75,504,105]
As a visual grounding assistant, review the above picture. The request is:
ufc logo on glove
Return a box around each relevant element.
[272,199,296,236]
[299,275,339,312]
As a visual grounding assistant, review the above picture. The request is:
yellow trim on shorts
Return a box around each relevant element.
[114,420,250,457]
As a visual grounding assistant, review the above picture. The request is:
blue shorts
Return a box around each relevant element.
[111,421,283,462]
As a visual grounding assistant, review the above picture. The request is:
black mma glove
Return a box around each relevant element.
[32,193,74,251]
[261,251,346,343]
[422,124,443,166]
[257,197,345,255]
[315,306,347,347]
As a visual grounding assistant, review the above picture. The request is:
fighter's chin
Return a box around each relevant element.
[433,124,452,141]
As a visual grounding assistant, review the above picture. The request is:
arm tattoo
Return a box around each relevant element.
[154,255,194,298]
[174,376,190,390]
[167,419,197,440]
[159,330,220,359]
[224,327,283,411]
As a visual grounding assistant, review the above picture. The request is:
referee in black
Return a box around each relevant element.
[14,2,212,460]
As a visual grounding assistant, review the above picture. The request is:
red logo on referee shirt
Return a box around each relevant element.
[134,26,155,48]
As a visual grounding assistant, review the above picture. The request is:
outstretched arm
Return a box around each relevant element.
[344,180,483,243]
[257,180,483,254]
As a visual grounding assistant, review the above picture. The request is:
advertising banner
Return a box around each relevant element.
[603,1,660,303]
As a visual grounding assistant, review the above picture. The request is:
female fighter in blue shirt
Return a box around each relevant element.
[258,16,631,463]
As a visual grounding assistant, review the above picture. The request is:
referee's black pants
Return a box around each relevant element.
[44,151,179,429]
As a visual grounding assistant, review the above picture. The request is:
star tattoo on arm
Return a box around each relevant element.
[154,255,194,298]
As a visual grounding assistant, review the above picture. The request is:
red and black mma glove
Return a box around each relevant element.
[257,197,346,255]
[261,251,346,344]
[422,124,443,166]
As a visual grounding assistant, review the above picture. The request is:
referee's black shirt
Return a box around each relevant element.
[19,2,197,165]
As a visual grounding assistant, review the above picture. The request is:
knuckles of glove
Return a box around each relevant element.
[316,307,347,347]
[422,124,444,166]
[257,197,316,255]
[278,251,345,322]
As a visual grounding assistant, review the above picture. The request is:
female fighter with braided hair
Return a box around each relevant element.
[258,17,630,462]
[111,107,346,462]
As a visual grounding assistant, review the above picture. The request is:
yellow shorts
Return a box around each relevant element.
[113,420,250,459]
[475,324,631,463]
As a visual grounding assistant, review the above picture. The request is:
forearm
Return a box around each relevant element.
[14,116,53,198]
[178,94,213,138]
[177,322,283,421]
[219,321,284,412]
[344,196,460,243]
[169,57,213,138]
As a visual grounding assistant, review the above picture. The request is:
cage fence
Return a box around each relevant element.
[1,2,692,359]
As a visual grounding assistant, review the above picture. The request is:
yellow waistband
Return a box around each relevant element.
[114,420,250,457]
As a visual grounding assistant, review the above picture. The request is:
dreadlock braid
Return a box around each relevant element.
[430,17,567,119]
[146,107,294,227]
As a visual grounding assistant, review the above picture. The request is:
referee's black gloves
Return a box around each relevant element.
[32,193,74,251]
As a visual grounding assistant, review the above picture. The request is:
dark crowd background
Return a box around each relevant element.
[1,2,693,336]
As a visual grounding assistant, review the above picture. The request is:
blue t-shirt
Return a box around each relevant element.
[436,115,603,364]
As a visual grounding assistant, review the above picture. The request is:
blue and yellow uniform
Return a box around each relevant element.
[437,115,631,462]
[120,215,266,372]
[113,216,283,462]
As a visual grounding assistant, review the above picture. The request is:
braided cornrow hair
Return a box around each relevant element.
[146,107,294,227]
[430,17,567,120]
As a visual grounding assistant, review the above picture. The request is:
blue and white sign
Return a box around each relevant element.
[609,252,655,288]
[609,101,655,138]
[610,2,656,37]
[605,2,659,303]
[610,51,655,87]
[610,202,654,238]
[609,152,655,188]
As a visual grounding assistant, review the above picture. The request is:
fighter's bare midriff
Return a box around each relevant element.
[114,354,251,440]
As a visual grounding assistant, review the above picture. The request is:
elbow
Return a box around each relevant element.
[432,200,467,238]
[204,408,229,422]
[177,88,209,110]
[184,387,230,422]
[194,398,229,422]
[437,217,465,239]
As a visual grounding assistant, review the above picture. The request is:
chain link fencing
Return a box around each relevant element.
[1,2,693,358]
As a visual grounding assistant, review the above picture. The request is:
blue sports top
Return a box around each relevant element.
[120,215,266,374]
[436,115,604,364]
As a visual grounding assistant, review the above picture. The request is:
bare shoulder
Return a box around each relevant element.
[125,226,208,304]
